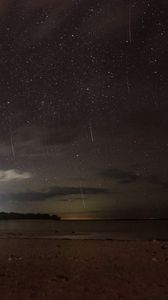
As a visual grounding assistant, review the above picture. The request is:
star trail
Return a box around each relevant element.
[0,0,168,219]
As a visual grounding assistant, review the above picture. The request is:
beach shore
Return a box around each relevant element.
[0,239,168,300]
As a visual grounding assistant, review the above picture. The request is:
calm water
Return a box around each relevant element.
[0,220,168,240]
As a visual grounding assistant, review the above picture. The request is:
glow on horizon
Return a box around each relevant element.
[62,217,105,220]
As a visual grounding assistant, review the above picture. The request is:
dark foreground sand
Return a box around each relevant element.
[0,239,168,300]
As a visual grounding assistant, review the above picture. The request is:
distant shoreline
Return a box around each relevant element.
[0,213,168,221]
[62,218,168,221]
[0,212,60,221]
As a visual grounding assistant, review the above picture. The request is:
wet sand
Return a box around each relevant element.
[0,239,168,300]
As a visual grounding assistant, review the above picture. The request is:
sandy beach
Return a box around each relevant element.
[0,239,167,300]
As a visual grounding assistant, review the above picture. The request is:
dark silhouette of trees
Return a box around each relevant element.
[0,212,60,220]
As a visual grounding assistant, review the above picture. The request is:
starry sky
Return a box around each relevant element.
[0,0,168,219]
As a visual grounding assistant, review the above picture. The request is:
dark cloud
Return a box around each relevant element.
[100,168,168,189]
[0,186,111,202]
[101,169,141,184]
[147,176,168,189]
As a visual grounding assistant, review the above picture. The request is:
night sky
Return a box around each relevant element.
[0,0,168,219]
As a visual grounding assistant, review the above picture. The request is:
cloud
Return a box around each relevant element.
[0,169,32,182]
[147,175,168,189]
[101,169,141,184]
[0,186,111,202]
[100,168,168,189]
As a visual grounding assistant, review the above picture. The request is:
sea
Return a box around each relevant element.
[0,219,168,240]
